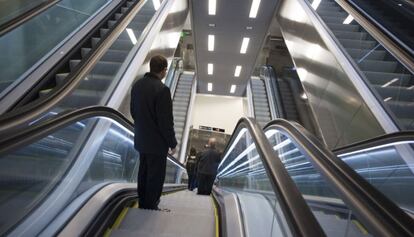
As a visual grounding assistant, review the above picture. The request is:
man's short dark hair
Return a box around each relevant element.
[150,55,168,73]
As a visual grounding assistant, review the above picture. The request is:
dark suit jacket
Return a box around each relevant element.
[197,148,221,176]
[130,72,177,155]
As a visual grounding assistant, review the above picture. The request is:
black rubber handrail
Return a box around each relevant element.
[333,131,414,154]
[264,119,414,236]
[219,117,326,237]
[0,0,59,36]
[0,106,184,168]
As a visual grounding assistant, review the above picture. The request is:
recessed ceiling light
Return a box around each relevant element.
[208,35,215,51]
[249,0,261,18]
[234,66,242,77]
[208,63,213,75]
[126,28,137,45]
[208,83,213,91]
[246,26,253,30]
[209,0,216,15]
[240,37,250,54]
[343,15,354,24]
[230,85,236,93]
[209,23,216,27]
[311,0,321,10]
[152,0,160,10]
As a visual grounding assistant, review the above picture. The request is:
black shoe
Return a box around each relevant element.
[156,208,171,212]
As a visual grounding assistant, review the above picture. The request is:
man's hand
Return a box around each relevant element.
[169,148,176,156]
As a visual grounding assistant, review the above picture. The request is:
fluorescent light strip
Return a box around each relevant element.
[343,15,354,24]
[278,148,299,158]
[220,155,260,177]
[234,66,242,77]
[208,63,213,75]
[230,85,236,93]
[408,85,414,90]
[208,34,215,51]
[311,0,321,10]
[384,97,392,102]
[207,82,213,91]
[249,0,261,18]
[209,0,216,15]
[337,141,412,158]
[126,28,137,45]
[152,0,160,10]
[240,37,250,54]
[218,128,248,169]
[381,78,399,87]
[217,142,256,176]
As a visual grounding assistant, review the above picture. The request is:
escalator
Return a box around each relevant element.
[172,72,195,162]
[0,0,189,133]
[1,107,413,236]
[276,0,414,148]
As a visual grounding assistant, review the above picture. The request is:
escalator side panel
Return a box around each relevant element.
[276,0,385,149]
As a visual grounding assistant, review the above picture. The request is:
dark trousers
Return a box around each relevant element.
[138,153,167,209]
[197,173,215,195]
[188,174,197,191]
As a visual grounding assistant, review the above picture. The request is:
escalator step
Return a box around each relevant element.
[69,60,81,71]
[358,60,398,73]
[363,71,412,86]
[326,23,360,32]
[374,85,413,102]
[386,101,414,118]
[81,48,92,58]
[109,39,134,51]
[344,48,386,61]
[339,38,377,49]
[317,10,347,18]
[55,73,70,85]
[91,37,101,48]
[333,30,368,40]
[100,49,129,63]
[121,7,129,14]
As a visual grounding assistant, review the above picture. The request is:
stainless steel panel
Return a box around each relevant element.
[277,0,384,148]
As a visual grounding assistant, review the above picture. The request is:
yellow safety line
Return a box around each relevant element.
[112,207,130,229]
[352,220,369,235]
[211,196,220,237]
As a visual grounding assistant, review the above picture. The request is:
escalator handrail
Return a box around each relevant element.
[0,0,60,36]
[0,105,185,168]
[263,119,414,236]
[0,0,149,134]
[332,131,414,154]
[219,117,326,237]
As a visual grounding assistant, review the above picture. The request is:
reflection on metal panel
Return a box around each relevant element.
[277,0,384,148]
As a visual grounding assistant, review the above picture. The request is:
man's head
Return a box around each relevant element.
[207,137,217,149]
[150,55,168,79]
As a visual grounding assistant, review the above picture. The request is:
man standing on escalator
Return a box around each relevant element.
[130,55,177,211]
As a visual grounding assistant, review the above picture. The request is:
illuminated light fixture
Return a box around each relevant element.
[311,0,321,10]
[408,85,414,90]
[343,15,354,24]
[209,0,216,15]
[152,0,160,10]
[301,93,308,99]
[249,0,261,18]
[246,26,253,30]
[207,83,213,91]
[383,97,392,102]
[381,78,399,87]
[230,85,236,93]
[208,23,216,27]
[207,63,213,75]
[208,34,215,51]
[126,28,137,45]
[240,37,250,54]
[234,65,242,77]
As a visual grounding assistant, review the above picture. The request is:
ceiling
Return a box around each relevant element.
[190,0,279,96]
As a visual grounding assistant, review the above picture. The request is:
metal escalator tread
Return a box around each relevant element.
[111,191,215,237]
[316,0,414,128]
[172,74,193,157]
